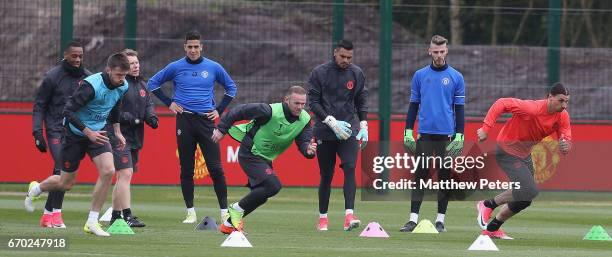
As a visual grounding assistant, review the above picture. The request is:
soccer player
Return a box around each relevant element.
[25,52,131,236]
[32,41,91,228]
[308,39,369,231]
[476,83,571,239]
[108,49,159,227]
[148,30,237,224]
[400,35,466,233]
[211,86,316,234]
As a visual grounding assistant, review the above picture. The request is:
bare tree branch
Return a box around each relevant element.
[512,0,534,45]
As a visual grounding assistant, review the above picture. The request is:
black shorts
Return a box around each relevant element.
[111,142,140,171]
[61,129,112,173]
[238,147,276,187]
[495,146,538,201]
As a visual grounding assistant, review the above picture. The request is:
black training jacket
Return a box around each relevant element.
[307,60,368,140]
[32,60,91,136]
[107,75,158,149]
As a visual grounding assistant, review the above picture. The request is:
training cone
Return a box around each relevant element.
[195,216,218,231]
[583,225,612,241]
[468,235,499,251]
[412,219,439,234]
[221,231,252,247]
[99,207,114,222]
[359,222,390,238]
[106,219,135,235]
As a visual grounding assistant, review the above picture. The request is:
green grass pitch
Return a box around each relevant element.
[1,184,611,256]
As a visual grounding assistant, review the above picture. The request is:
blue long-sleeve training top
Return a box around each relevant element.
[147,56,237,114]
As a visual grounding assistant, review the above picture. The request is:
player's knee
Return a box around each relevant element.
[267,177,282,197]
[513,185,539,201]
[180,169,194,180]
[60,180,75,191]
[208,167,225,181]
[521,186,539,201]
[99,167,115,179]
[118,169,133,181]
[528,187,540,200]
[207,162,223,172]
[340,163,356,174]
[507,201,532,213]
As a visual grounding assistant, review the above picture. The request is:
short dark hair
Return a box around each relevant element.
[121,48,138,57]
[63,41,83,52]
[106,52,130,71]
[335,39,354,50]
[185,30,201,42]
[286,85,307,96]
[549,82,569,96]
[430,35,448,45]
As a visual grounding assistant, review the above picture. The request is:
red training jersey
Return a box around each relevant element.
[482,98,571,158]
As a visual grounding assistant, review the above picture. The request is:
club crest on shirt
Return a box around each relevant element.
[201,71,209,78]
[442,77,450,85]
[139,89,146,97]
[346,80,354,90]
[532,136,560,183]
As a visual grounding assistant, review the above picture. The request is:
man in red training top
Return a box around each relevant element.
[475,83,571,239]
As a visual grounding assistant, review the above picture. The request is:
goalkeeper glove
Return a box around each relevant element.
[355,121,368,149]
[403,129,416,154]
[446,133,464,157]
[323,116,352,140]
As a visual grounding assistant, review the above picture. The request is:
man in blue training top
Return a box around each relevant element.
[400,35,466,233]
[148,30,237,224]
[25,52,131,236]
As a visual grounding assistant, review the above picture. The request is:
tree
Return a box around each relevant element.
[449,0,462,44]
[511,0,534,45]
[491,0,501,45]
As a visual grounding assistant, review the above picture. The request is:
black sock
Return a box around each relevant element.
[484,199,498,209]
[44,193,54,212]
[486,217,504,232]
[112,210,122,219]
[122,208,132,218]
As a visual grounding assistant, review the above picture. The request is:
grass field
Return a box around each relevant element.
[1,183,611,257]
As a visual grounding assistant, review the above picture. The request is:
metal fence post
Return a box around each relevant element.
[125,0,138,50]
[60,0,74,58]
[332,0,344,48]
[379,0,392,142]
[547,0,561,87]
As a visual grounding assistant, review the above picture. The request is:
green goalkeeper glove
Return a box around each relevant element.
[446,133,464,157]
[403,129,416,154]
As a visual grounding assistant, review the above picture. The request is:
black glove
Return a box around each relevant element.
[145,116,159,129]
[33,131,47,153]
[120,112,139,126]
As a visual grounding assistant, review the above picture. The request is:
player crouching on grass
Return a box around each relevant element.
[475,83,572,239]
[211,85,317,234]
